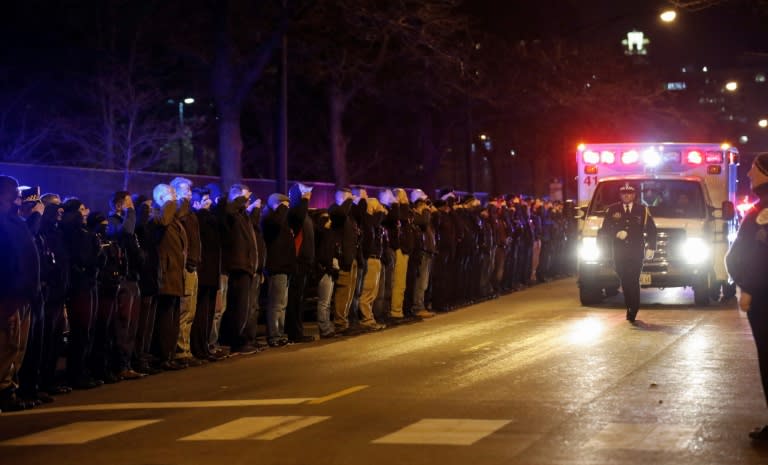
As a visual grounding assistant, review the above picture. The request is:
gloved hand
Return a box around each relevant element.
[644,248,654,260]
[738,287,752,312]
[616,230,628,240]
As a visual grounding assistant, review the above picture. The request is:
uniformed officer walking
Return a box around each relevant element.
[600,183,656,322]
[725,153,768,441]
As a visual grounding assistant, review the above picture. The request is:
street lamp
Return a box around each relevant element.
[659,10,677,23]
[725,81,738,92]
[176,97,194,172]
[759,119,768,128]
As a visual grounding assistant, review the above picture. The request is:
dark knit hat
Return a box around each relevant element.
[87,211,107,230]
[63,198,84,213]
[751,153,768,192]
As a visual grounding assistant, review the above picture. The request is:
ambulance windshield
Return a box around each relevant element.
[588,180,707,219]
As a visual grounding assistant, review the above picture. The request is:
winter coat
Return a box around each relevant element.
[219,197,258,276]
[329,199,361,271]
[60,210,103,291]
[154,201,187,297]
[0,210,40,310]
[262,204,296,276]
[177,199,201,270]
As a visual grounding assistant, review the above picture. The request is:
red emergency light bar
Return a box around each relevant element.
[580,146,728,167]
[686,150,703,164]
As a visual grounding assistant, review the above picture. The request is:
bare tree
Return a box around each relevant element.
[0,84,52,163]
[294,0,469,187]
[60,60,179,189]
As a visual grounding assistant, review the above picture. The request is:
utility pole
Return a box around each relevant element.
[275,0,288,194]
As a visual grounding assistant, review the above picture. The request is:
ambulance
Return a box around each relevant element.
[575,142,738,306]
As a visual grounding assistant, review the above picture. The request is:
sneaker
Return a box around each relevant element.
[118,369,148,380]
[750,425,768,441]
[231,344,261,355]
[319,331,338,339]
[414,309,436,318]
[360,322,386,332]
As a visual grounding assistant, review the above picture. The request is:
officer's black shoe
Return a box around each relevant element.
[626,310,636,323]
[749,425,768,441]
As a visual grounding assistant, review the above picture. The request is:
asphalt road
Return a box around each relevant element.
[2,277,768,465]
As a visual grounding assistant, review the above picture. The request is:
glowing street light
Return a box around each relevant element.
[759,119,768,128]
[725,81,738,92]
[660,10,677,22]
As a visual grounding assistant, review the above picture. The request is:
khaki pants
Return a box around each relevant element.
[359,258,382,326]
[333,260,358,330]
[177,269,198,358]
[391,250,409,317]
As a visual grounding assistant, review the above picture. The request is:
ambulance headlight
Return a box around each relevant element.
[681,237,708,264]
[579,237,601,262]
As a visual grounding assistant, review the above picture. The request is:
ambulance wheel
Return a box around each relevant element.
[693,277,710,306]
[579,286,603,306]
[605,287,619,297]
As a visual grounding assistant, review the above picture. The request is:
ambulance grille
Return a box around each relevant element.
[647,228,686,267]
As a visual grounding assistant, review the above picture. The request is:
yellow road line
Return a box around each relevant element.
[305,385,369,405]
[2,398,313,416]
[461,342,493,352]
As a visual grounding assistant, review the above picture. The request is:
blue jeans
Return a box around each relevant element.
[316,273,335,336]
[266,274,289,342]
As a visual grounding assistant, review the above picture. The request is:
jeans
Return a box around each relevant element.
[266,273,289,342]
[316,273,335,336]
[412,253,432,311]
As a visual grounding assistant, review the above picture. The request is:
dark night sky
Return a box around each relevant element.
[2,1,766,74]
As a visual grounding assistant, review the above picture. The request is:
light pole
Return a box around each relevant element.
[177,97,195,173]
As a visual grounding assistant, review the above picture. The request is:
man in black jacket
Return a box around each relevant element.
[190,187,222,360]
[599,183,656,323]
[218,184,259,353]
[0,175,40,411]
[106,191,146,380]
[330,188,361,333]
[285,183,315,343]
[262,192,297,346]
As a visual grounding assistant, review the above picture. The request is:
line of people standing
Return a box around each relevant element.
[0,173,575,413]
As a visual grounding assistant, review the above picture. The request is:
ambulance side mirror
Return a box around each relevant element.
[721,201,735,221]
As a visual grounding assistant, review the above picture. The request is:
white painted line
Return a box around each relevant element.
[179,416,330,441]
[585,422,699,451]
[306,385,369,404]
[1,420,161,446]
[4,398,314,416]
[372,419,512,446]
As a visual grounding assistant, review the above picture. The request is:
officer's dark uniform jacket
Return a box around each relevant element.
[599,202,657,261]
[726,202,768,302]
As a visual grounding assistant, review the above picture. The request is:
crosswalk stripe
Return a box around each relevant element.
[1,420,161,446]
[372,419,512,446]
[179,416,331,441]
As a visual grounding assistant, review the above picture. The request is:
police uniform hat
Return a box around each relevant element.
[20,185,41,204]
[619,183,636,193]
